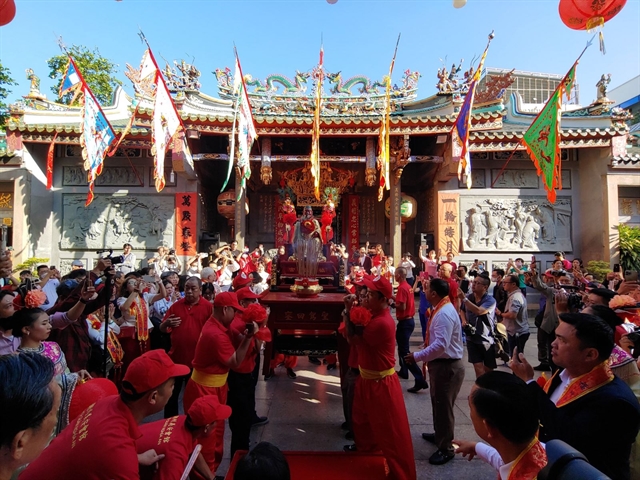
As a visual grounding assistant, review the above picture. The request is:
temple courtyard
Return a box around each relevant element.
[148,311,542,479]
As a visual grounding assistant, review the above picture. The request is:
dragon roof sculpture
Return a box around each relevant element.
[213,67,420,116]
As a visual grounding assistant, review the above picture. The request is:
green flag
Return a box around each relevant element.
[523,64,576,203]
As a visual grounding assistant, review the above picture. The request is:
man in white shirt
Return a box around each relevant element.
[405,278,464,466]
[453,371,546,479]
[118,243,136,274]
[498,274,529,357]
[37,265,60,311]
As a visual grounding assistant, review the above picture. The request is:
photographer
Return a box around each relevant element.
[165,249,183,274]
[116,274,166,373]
[214,245,240,292]
[459,274,497,379]
[148,246,168,273]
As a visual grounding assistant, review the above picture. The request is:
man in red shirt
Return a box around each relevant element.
[394,267,428,393]
[182,291,257,474]
[160,277,213,418]
[137,394,231,480]
[21,350,190,480]
[345,275,416,480]
[227,287,268,457]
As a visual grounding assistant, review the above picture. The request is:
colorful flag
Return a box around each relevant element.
[143,49,183,192]
[451,37,492,188]
[523,63,576,203]
[235,52,258,200]
[310,44,324,200]
[61,56,116,205]
[377,35,400,201]
[59,59,82,104]
[81,84,116,206]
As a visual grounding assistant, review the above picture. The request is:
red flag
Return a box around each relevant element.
[46,132,58,190]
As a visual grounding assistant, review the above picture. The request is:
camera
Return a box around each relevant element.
[462,323,476,336]
[96,249,125,265]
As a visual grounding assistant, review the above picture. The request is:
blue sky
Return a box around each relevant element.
[1,0,639,105]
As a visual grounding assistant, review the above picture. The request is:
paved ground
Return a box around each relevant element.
[147,307,543,480]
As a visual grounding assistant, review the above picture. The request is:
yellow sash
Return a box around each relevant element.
[543,361,614,408]
[506,438,547,480]
[358,366,395,381]
[191,369,229,388]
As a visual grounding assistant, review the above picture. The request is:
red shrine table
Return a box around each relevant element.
[225,450,389,479]
[260,292,348,377]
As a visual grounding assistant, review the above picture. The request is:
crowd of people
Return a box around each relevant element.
[2,238,640,480]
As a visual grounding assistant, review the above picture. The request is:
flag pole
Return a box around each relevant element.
[222,96,241,193]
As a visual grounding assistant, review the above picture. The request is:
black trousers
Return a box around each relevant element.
[227,370,255,457]
[164,372,190,418]
[396,318,425,383]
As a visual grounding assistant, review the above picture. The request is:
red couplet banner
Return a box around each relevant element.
[175,193,197,256]
[274,196,286,249]
[346,195,359,257]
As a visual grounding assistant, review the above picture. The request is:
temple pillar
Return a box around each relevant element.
[234,172,246,250]
[390,174,403,267]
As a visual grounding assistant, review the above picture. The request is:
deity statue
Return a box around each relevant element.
[281,195,297,245]
[320,196,336,245]
[596,73,611,101]
[293,206,323,279]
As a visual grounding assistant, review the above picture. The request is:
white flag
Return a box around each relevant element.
[152,76,181,192]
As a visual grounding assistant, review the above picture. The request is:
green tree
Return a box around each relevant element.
[0,63,17,131]
[48,45,122,106]
[617,224,640,272]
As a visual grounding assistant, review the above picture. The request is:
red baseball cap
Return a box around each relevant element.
[362,274,393,300]
[213,291,244,311]
[236,287,261,303]
[188,395,231,427]
[232,272,252,290]
[122,350,190,394]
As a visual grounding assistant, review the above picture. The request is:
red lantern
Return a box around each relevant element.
[558,0,627,53]
[0,0,16,27]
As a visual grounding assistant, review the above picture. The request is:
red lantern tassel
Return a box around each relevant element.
[599,31,606,55]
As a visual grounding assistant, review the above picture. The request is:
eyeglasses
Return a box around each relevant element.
[502,281,514,284]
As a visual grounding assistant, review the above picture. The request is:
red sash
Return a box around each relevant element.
[543,361,614,408]
[130,297,149,348]
[87,314,124,366]
[505,439,547,480]
[425,297,451,346]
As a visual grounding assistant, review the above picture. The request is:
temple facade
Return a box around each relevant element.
[1,61,638,273]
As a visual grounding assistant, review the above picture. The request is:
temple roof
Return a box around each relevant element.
[5,67,633,153]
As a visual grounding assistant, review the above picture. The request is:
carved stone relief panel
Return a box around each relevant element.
[491,170,539,189]
[459,170,486,188]
[61,194,175,250]
[460,196,572,252]
[63,166,145,187]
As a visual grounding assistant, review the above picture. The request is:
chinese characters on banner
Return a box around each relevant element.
[437,193,459,256]
[275,196,286,248]
[346,195,359,256]
[175,193,197,256]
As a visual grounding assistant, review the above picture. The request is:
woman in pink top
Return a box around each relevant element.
[419,246,438,278]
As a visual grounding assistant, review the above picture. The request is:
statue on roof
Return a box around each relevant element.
[164,59,201,92]
[596,73,611,102]
[25,69,45,100]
